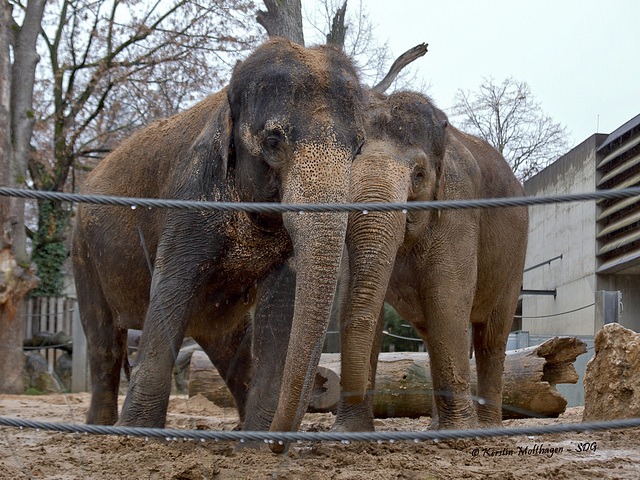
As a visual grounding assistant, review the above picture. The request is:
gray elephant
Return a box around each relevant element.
[71,38,365,429]
[330,91,528,433]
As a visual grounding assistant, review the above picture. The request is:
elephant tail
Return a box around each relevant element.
[122,337,132,381]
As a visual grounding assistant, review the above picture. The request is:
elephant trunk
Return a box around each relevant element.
[269,144,350,448]
[340,151,408,404]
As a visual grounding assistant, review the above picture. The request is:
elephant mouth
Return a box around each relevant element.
[244,211,285,233]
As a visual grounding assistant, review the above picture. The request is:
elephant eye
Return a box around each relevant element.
[263,120,288,151]
[262,130,286,170]
[412,166,426,189]
[265,134,281,149]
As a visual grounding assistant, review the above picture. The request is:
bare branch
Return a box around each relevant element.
[325,1,347,49]
[371,43,428,94]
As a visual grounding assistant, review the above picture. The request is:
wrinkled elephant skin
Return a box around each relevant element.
[71,39,365,430]
[335,91,528,432]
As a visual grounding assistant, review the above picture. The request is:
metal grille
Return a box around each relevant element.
[596,121,640,274]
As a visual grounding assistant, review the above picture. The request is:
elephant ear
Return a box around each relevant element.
[433,119,448,203]
[185,99,235,198]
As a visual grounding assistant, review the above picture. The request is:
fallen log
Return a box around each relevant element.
[23,331,73,354]
[188,350,238,408]
[188,336,587,419]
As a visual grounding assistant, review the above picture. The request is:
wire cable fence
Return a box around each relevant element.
[2,185,640,213]
[2,415,640,444]
[2,186,640,475]
[514,303,595,319]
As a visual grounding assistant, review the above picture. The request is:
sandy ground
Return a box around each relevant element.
[1,393,640,480]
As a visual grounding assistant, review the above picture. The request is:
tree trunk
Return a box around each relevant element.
[325,1,347,49]
[1,1,12,246]
[188,336,587,420]
[257,0,304,46]
[0,0,41,393]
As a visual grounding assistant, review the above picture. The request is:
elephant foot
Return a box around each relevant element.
[86,406,118,426]
[478,416,502,429]
[429,411,478,431]
[480,421,501,430]
[86,414,118,426]
[429,418,479,431]
[477,406,503,428]
[242,411,276,432]
[331,401,375,432]
[115,410,166,429]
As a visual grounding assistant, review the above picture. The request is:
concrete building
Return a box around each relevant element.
[522,113,640,335]
[519,113,640,405]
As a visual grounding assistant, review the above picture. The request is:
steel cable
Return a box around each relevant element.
[1,415,640,444]
[1,185,640,213]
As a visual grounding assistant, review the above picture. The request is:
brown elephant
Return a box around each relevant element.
[71,38,365,430]
[333,90,528,432]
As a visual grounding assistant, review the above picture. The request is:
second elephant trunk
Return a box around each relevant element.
[339,153,408,404]
[340,208,406,403]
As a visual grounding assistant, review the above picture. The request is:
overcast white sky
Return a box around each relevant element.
[311,0,639,148]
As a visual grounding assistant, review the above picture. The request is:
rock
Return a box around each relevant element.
[54,352,73,391]
[22,352,56,393]
[583,323,640,421]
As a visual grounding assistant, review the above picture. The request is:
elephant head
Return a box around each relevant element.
[338,90,527,429]
[222,40,365,435]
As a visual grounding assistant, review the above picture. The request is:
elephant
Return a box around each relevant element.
[71,38,365,430]
[332,90,528,433]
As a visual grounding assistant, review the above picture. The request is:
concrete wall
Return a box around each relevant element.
[522,136,602,335]
[597,274,640,332]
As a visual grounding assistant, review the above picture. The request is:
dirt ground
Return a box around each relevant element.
[1,393,640,480]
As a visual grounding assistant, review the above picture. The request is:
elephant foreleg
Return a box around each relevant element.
[423,323,477,430]
[117,298,188,427]
[332,306,385,432]
[243,258,296,432]
[416,285,477,431]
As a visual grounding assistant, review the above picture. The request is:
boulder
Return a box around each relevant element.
[583,323,640,421]
[22,352,56,393]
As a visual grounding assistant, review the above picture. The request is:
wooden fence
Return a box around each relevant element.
[22,296,89,392]
[23,296,77,370]
[23,296,76,339]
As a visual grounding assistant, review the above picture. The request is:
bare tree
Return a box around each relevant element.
[24,0,259,296]
[452,77,570,181]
